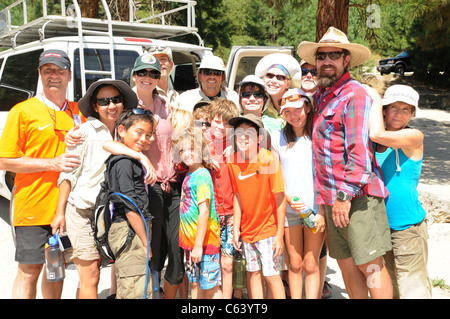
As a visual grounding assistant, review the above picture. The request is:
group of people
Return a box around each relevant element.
[0,26,432,300]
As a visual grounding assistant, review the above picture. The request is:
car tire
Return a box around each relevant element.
[395,64,406,76]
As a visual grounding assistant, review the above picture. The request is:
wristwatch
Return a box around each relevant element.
[337,190,352,201]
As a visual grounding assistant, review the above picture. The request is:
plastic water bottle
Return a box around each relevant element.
[293,196,317,233]
[150,268,160,299]
[45,234,65,282]
[232,250,246,289]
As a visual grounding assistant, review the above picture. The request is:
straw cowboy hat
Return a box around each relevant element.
[297,27,371,68]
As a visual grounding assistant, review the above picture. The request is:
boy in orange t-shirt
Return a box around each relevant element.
[227,113,286,299]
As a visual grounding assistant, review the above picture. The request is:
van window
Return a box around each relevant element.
[73,49,139,101]
[0,50,42,111]
[232,56,263,91]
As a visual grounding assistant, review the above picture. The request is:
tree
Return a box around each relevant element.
[316,0,349,40]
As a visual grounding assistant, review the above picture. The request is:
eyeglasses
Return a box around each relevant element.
[278,94,309,107]
[97,95,123,106]
[266,73,287,81]
[201,68,224,76]
[135,69,161,79]
[302,68,317,76]
[240,91,265,99]
[315,51,346,61]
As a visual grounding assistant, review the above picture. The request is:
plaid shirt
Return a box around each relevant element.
[312,72,388,205]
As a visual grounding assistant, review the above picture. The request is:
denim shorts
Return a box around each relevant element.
[185,251,222,290]
[284,211,303,227]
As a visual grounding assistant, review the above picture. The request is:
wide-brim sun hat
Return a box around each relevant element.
[297,27,371,68]
[279,88,312,114]
[255,53,302,88]
[382,84,422,117]
[78,78,138,118]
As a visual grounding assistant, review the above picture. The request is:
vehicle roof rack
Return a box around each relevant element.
[0,0,200,48]
[0,0,201,95]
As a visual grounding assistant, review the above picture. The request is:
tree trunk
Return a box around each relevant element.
[316,0,349,41]
[80,0,99,18]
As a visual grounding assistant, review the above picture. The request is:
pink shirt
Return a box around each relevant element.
[140,95,180,191]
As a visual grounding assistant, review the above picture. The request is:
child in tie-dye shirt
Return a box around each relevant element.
[171,127,222,299]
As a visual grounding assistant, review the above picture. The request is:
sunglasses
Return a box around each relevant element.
[194,120,211,128]
[302,68,317,76]
[97,95,123,106]
[266,73,287,81]
[240,91,265,99]
[201,68,224,76]
[315,51,346,61]
[135,69,161,79]
[278,94,309,107]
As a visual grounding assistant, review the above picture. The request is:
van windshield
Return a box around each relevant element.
[73,49,139,101]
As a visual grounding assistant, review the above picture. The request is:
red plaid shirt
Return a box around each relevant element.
[312,72,388,205]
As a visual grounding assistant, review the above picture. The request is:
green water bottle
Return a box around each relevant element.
[232,250,246,289]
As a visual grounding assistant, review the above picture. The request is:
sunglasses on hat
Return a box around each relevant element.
[278,94,309,107]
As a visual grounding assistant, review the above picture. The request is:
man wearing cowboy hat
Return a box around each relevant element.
[297,27,393,299]
[174,55,239,113]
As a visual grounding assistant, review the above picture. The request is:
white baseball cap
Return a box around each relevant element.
[199,55,226,71]
[382,85,422,117]
[279,88,312,114]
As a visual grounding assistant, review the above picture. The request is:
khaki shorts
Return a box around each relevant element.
[384,219,432,299]
[109,219,154,299]
[325,195,392,265]
[65,202,100,262]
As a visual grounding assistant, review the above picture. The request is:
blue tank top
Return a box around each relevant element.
[375,147,426,230]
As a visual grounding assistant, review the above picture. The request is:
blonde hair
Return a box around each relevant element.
[208,98,239,123]
[193,104,211,121]
[171,127,213,170]
[171,107,194,131]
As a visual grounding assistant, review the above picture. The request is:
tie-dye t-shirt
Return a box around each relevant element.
[179,168,220,254]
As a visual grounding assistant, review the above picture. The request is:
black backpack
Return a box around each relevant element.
[92,156,135,263]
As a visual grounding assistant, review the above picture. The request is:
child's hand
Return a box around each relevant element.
[272,234,284,258]
[191,246,203,263]
[233,230,242,251]
[287,195,305,213]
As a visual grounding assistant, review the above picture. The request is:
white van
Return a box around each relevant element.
[0,0,293,202]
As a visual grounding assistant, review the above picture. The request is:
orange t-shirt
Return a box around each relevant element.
[0,97,85,226]
[227,148,285,243]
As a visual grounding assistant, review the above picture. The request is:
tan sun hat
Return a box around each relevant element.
[297,27,371,68]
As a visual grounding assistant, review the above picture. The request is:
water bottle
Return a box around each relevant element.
[232,250,246,289]
[293,196,317,233]
[45,234,65,282]
[150,268,160,299]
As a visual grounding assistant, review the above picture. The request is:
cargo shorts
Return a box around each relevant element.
[325,195,392,266]
[108,219,154,299]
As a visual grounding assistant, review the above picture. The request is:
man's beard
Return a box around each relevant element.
[317,65,338,89]
[301,80,317,92]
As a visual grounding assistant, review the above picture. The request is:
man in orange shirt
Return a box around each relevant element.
[0,49,84,299]
[227,113,286,299]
